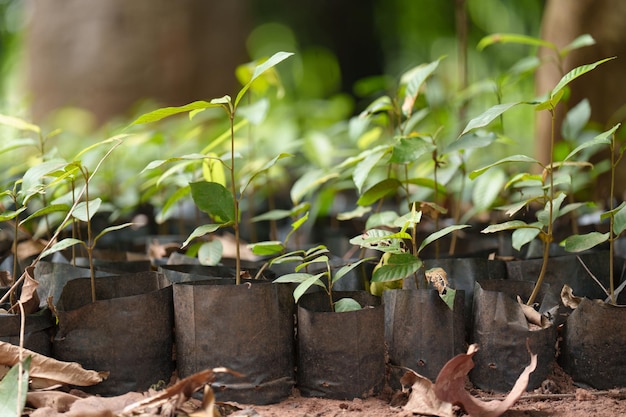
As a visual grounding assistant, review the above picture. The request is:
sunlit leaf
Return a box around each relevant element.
[372,252,422,282]
[71,198,102,222]
[334,298,362,312]
[512,226,542,251]
[130,101,221,125]
[235,51,294,108]
[477,33,555,51]
[461,102,522,136]
[390,136,434,164]
[550,57,616,103]
[181,224,223,248]
[333,257,375,284]
[353,147,388,193]
[249,241,284,256]
[470,155,539,179]
[357,178,402,206]
[482,220,538,234]
[0,114,41,133]
[39,238,84,259]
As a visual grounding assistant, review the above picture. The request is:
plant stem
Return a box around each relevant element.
[609,133,617,304]
[82,167,97,303]
[230,111,241,285]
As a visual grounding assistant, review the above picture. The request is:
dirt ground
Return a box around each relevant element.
[227,364,626,417]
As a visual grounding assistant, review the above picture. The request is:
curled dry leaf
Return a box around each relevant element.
[401,370,454,417]
[0,341,106,388]
[516,295,552,329]
[432,344,537,417]
[561,284,583,309]
[17,266,40,315]
[426,267,448,294]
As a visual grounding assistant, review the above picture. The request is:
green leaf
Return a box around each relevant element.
[240,152,293,196]
[332,257,375,284]
[40,238,84,259]
[0,206,26,222]
[401,59,441,117]
[73,135,126,161]
[470,154,539,179]
[461,102,522,136]
[360,95,393,117]
[366,211,399,229]
[472,167,506,212]
[0,114,41,133]
[334,298,362,312]
[390,136,435,164]
[357,178,402,206]
[418,224,470,254]
[512,226,542,251]
[444,131,497,154]
[235,51,294,108]
[564,124,618,161]
[20,204,69,225]
[440,288,456,311]
[156,185,190,224]
[550,57,616,103]
[349,229,405,253]
[21,159,67,195]
[562,232,610,252]
[93,222,135,246]
[249,241,284,256]
[182,224,223,248]
[72,198,102,222]
[609,201,626,236]
[562,99,591,141]
[353,147,388,193]
[130,101,221,125]
[294,273,326,303]
[561,34,595,56]
[0,356,31,417]
[337,206,372,221]
[477,33,555,51]
[0,138,38,155]
[198,240,223,266]
[190,181,235,223]
[290,169,339,205]
[372,253,422,282]
[481,220,538,234]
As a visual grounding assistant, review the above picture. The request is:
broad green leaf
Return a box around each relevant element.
[235,51,294,108]
[130,101,220,125]
[372,253,422,282]
[461,102,522,136]
[0,206,26,222]
[93,223,135,246]
[0,114,40,133]
[360,95,393,117]
[365,211,399,229]
[418,224,470,254]
[349,229,404,253]
[140,153,208,173]
[512,226,542,251]
[72,198,102,222]
[550,57,616,102]
[562,99,591,141]
[278,272,326,303]
[610,201,626,236]
[357,178,402,206]
[393,208,423,229]
[20,204,69,225]
[401,59,441,117]
[249,241,284,256]
[537,193,567,226]
[0,356,31,417]
[40,238,84,259]
[198,240,223,266]
[470,154,539,179]
[190,181,235,223]
[202,153,226,186]
[477,33,555,51]
[337,206,371,221]
[332,257,375,284]
[482,220,538,234]
[390,136,434,164]
[334,297,362,312]
[296,255,329,273]
[73,135,126,160]
[181,224,223,248]
[562,232,610,252]
[21,159,67,195]
[405,177,446,194]
[564,124,618,161]
[290,169,339,204]
[273,272,315,285]
[535,88,564,111]
[472,167,506,212]
[353,147,388,193]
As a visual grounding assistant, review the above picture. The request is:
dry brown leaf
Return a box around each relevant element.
[16,266,40,314]
[30,392,146,417]
[0,341,106,387]
[433,344,537,417]
[516,296,551,329]
[17,238,47,261]
[561,284,583,309]
[401,369,454,417]
[426,267,448,294]
[27,391,82,413]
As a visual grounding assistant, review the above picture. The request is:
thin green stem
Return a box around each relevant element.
[230,111,241,285]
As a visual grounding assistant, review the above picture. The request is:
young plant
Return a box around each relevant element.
[272,245,374,312]
[349,202,468,295]
[467,53,614,305]
[561,123,624,304]
[132,51,294,284]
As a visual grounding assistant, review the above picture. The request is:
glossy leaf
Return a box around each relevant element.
[234,51,294,108]
[512,226,542,251]
[332,257,375,284]
[482,220,538,234]
[181,224,223,248]
[560,34,595,56]
[357,178,402,206]
[564,124,618,161]
[470,155,539,179]
[334,297,362,312]
[249,241,284,256]
[277,272,325,303]
[372,252,422,282]
[0,206,26,222]
[130,101,220,125]
[20,204,69,225]
[460,102,522,137]
[93,223,135,246]
[401,59,441,117]
[190,181,235,223]
[549,57,616,104]
[418,224,470,254]
[563,232,610,252]
[39,238,84,259]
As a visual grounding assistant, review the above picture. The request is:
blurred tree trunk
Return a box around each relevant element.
[24,0,251,124]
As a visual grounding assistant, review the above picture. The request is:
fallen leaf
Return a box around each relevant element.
[433,344,537,417]
[426,267,448,294]
[560,284,583,309]
[516,296,551,328]
[0,341,106,388]
[30,392,145,417]
[16,266,40,315]
[401,369,454,417]
[27,391,81,413]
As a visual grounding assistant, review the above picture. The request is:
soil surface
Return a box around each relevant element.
[226,364,626,417]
